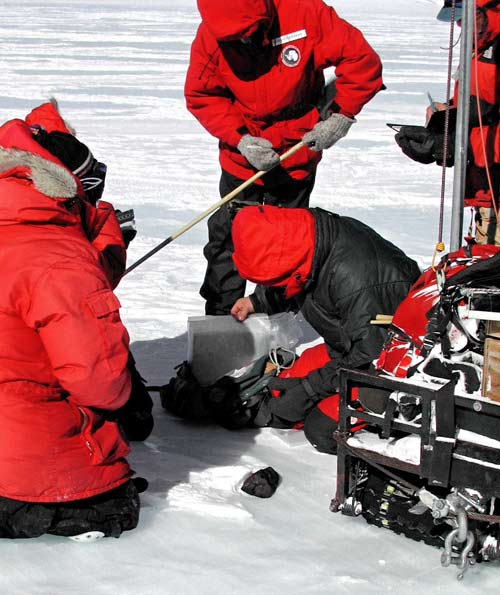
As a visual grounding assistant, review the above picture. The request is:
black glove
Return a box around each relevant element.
[115,355,154,441]
[395,125,454,167]
[265,376,319,424]
[114,209,137,248]
[395,126,436,164]
[160,361,210,421]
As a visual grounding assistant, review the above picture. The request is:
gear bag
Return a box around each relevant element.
[160,348,295,430]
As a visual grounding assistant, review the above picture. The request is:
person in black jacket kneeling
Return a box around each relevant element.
[230,205,421,454]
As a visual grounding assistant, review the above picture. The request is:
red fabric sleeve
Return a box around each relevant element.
[184,26,248,148]
[312,2,383,118]
[476,1,500,51]
[81,201,127,288]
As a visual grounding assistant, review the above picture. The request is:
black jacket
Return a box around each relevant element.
[251,208,421,397]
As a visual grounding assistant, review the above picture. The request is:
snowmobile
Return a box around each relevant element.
[330,233,500,581]
[331,0,500,579]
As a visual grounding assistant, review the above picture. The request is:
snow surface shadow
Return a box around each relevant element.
[129,334,261,525]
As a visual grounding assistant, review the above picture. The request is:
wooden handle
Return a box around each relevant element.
[370,314,393,325]
[124,141,306,276]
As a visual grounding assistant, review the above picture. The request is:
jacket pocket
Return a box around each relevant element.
[86,289,129,373]
[79,405,130,465]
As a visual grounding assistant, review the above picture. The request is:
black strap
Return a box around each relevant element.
[381,398,399,439]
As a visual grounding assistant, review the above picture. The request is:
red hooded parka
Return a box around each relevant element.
[0,117,132,503]
[458,0,500,206]
[185,0,383,181]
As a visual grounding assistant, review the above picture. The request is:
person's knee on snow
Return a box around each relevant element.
[303,407,339,455]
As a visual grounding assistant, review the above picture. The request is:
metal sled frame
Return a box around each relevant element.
[331,368,500,512]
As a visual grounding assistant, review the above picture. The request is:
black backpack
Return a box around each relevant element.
[160,349,295,430]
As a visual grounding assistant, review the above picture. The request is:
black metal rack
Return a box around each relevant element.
[332,369,459,511]
[332,368,500,513]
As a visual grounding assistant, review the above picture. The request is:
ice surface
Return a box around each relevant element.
[1,0,499,593]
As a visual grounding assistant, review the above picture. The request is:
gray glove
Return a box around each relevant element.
[237,134,280,171]
[302,113,354,152]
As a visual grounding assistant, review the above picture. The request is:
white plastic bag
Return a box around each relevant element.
[187,312,302,386]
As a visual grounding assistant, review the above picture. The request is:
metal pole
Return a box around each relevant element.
[450,0,474,251]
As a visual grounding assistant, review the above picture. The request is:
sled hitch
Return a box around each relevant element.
[441,508,476,580]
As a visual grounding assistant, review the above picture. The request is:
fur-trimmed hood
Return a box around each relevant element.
[0,119,81,226]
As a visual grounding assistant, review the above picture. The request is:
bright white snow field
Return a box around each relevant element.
[0,0,498,593]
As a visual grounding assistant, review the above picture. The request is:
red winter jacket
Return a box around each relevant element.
[456,1,500,207]
[0,118,132,503]
[185,0,383,181]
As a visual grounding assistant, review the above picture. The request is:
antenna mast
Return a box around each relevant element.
[450,0,474,250]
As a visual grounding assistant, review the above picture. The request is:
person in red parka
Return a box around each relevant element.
[24,100,154,443]
[395,0,500,245]
[0,108,140,539]
[185,0,384,315]
[230,205,420,454]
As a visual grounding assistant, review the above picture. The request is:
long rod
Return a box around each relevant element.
[450,0,474,250]
[123,141,306,276]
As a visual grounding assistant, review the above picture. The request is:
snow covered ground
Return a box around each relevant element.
[1,0,498,592]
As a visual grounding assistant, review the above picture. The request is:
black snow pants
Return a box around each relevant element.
[200,169,316,315]
[303,407,339,455]
[0,480,140,539]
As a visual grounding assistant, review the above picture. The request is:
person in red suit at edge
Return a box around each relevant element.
[396,0,500,245]
[230,205,421,454]
[0,100,150,539]
[185,0,384,316]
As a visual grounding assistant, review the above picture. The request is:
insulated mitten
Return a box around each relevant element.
[160,361,210,421]
[302,113,354,151]
[237,134,280,170]
[116,356,154,441]
[395,126,436,164]
[114,209,137,248]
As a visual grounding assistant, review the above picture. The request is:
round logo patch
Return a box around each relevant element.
[281,45,301,68]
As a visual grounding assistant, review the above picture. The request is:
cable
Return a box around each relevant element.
[473,0,500,237]
[433,0,459,269]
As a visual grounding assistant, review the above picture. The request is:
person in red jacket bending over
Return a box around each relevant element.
[0,102,143,539]
[185,0,384,316]
[230,205,420,454]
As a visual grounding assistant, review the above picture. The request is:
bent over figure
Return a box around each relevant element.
[231,205,421,453]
